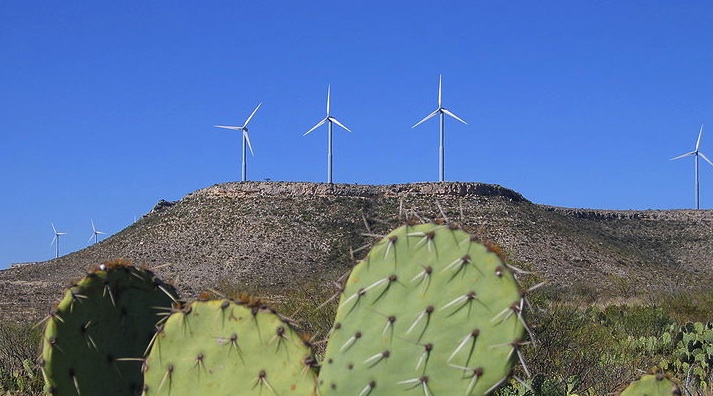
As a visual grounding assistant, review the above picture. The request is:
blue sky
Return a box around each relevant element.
[1,2,712,268]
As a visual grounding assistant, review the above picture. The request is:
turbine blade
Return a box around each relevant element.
[214,125,242,131]
[88,234,95,244]
[330,117,352,132]
[304,118,327,135]
[91,220,97,233]
[244,130,255,156]
[412,109,439,128]
[50,235,56,246]
[696,124,704,151]
[326,85,331,116]
[443,109,468,125]
[51,223,57,234]
[700,152,713,167]
[243,102,262,127]
[438,74,442,108]
[671,152,696,160]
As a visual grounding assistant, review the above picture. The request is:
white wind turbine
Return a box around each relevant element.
[412,75,467,182]
[50,223,67,259]
[304,85,352,184]
[88,220,106,245]
[671,124,713,209]
[214,102,262,182]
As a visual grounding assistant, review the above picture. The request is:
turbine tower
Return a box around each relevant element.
[214,102,262,182]
[88,220,106,245]
[671,124,713,209]
[50,223,67,259]
[304,85,352,184]
[412,75,467,182]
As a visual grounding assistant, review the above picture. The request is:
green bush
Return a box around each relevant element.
[0,322,43,395]
[597,305,674,338]
[509,303,686,395]
[656,286,713,323]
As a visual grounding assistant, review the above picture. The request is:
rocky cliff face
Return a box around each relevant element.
[2,181,713,322]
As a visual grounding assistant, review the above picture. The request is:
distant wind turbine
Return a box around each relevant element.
[50,223,67,259]
[412,75,467,182]
[88,220,106,245]
[304,85,352,184]
[671,124,713,209]
[214,102,262,182]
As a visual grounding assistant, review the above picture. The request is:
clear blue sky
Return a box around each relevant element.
[1,2,711,268]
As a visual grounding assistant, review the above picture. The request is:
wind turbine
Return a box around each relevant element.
[412,75,467,182]
[671,124,713,209]
[50,223,67,259]
[88,220,106,245]
[304,85,352,184]
[214,102,262,182]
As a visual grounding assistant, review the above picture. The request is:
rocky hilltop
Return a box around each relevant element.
[2,181,713,322]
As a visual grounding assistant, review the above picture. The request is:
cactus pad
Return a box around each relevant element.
[41,262,178,395]
[142,299,318,395]
[619,373,681,396]
[318,223,526,395]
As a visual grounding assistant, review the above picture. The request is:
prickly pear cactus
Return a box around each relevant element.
[41,261,178,395]
[142,299,318,395]
[619,373,681,396]
[318,223,527,395]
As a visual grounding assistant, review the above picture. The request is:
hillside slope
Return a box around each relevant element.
[2,181,713,322]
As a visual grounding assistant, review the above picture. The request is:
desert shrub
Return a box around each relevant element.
[607,274,639,299]
[569,281,600,304]
[597,305,674,338]
[514,303,686,395]
[656,286,713,323]
[531,283,568,304]
[522,304,627,394]
[496,374,595,396]
[0,322,43,395]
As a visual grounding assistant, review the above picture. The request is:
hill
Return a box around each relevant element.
[2,181,713,322]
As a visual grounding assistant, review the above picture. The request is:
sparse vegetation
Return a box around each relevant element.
[494,289,713,395]
[3,181,713,394]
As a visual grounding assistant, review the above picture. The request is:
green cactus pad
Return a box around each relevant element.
[142,299,318,396]
[619,373,681,396]
[319,223,526,396]
[41,262,178,395]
